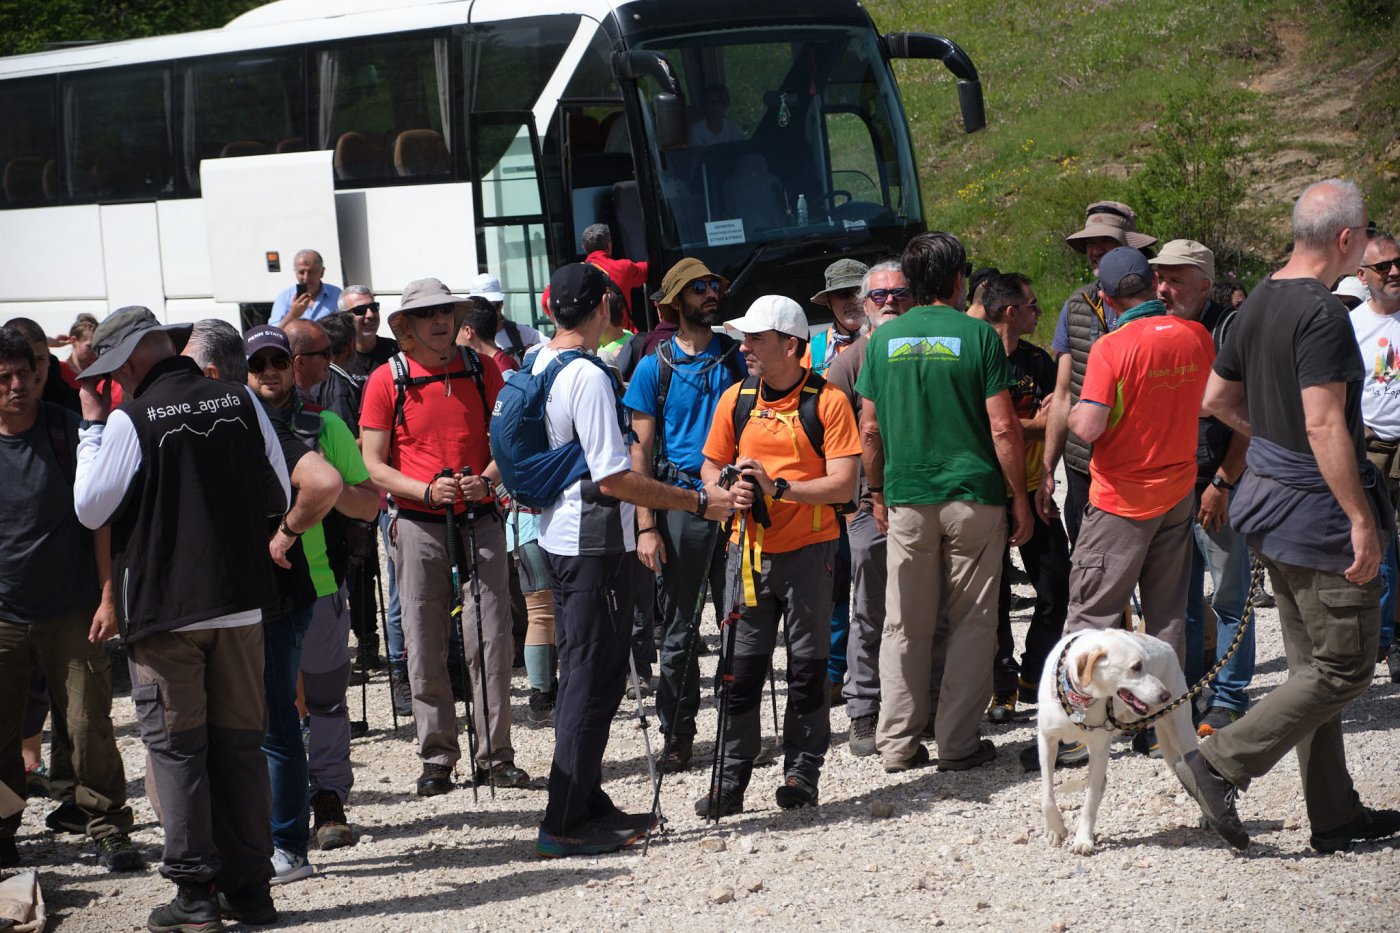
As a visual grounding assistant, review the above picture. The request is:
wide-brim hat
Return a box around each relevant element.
[659,257,728,305]
[1066,200,1156,253]
[78,306,192,380]
[387,277,468,336]
[810,258,870,306]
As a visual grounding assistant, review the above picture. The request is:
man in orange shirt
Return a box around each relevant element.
[1065,248,1214,662]
[697,296,860,816]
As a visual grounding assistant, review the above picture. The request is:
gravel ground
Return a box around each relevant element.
[12,546,1400,931]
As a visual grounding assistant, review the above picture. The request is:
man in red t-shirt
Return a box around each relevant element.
[1065,248,1214,664]
[582,223,647,330]
[360,277,528,796]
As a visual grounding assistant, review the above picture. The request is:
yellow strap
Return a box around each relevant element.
[740,519,764,607]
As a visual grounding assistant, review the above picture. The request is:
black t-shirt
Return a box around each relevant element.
[347,336,399,379]
[0,405,99,623]
[1214,276,1365,459]
[1007,340,1055,419]
[268,414,318,610]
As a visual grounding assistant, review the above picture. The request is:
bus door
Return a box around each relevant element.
[470,111,551,330]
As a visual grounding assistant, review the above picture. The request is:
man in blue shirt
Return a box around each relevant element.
[272,250,342,326]
[624,257,746,772]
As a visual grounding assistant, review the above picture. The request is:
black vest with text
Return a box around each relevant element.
[110,356,284,642]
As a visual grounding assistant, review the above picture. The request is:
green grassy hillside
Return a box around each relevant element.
[869,0,1400,342]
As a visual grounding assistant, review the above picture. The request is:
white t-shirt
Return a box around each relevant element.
[688,118,743,147]
[531,346,636,556]
[497,321,544,354]
[1350,300,1400,440]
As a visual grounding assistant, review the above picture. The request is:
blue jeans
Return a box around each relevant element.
[262,603,313,858]
[379,510,405,662]
[828,522,851,684]
[1184,518,1255,714]
[1378,532,1397,651]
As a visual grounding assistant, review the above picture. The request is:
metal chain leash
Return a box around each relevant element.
[1055,556,1267,733]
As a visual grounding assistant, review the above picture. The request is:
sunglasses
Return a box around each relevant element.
[348,301,380,316]
[1363,259,1400,275]
[868,287,911,306]
[688,277,724,295]
[248,353,291,374]
[405,305,457,320]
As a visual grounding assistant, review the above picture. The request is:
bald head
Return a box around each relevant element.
[283,319,326,355]
[1292,179,1366,252]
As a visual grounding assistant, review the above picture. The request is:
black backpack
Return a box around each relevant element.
[731,370,827,458]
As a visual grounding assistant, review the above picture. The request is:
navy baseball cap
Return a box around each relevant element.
[1097,247,1154,298]
[243,325,291,359]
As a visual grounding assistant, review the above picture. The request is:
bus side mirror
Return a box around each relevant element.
[652,94,686,151]
[612,51,683,96]
[882,32,986,134]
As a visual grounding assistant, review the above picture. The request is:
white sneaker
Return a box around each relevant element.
[270,848,315,885]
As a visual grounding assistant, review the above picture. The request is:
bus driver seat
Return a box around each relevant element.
[723,153,786,232]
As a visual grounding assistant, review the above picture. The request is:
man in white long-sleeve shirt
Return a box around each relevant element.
[73,307,293,931]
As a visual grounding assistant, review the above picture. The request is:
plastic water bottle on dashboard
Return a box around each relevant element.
[796,194,808,225]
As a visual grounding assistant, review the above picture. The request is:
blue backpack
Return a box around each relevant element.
[490,349,629,509]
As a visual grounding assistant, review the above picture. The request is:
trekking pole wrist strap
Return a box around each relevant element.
[423,482,437,508]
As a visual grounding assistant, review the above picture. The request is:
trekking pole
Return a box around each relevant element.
[461,467,497,800]
[372,543,399,735]
[350,545,370,738]
[707,508,747,825]
[626,644,663,846]
[441,469,480,804]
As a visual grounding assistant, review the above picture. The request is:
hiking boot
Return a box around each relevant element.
[311,791,353,850]
[147,880,222,933]
[356,641,382,671]
[1196,706,1242,738]
[829,681,847,707]
[848,714,877,757]
[937,738,996,772]
[96,831,146,872]
[660,737,693,773]
[269,848,314,886]
[596,809,660,835]
[217,881,277,926]
[883,744,930,773]
[536,818,646,858]
[1310,806,1400,853]
[1389,648,1400,685]
[1174,750,1249,850]
[693,786,744,819]
[23,762,49,799]
[1131,728,1162,759]
[1017,677,1040,706]
[473,761,531,789]
[45,800,88,834]
[775,774,819,809]
[389,662,414,719]
[986,692,1017,725]
[1019,740,1090,773]
[0,836,17,869]
[527,689,555,728]
[416,762,454,797]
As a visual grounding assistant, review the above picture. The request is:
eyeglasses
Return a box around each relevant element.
[405,305,457,320]
[688,277,724,295]
[868,287,911,306]
[348,301,380,316]
[1363,259,1400,275]
[296,347,332,360]
[248,353,291,374]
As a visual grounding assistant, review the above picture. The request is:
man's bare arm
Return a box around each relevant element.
[1203,372,1250,437]
[1303,382,1379,584]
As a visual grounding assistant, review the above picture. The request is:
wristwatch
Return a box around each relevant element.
[772,478,790,501]
[1210,474,1235,492]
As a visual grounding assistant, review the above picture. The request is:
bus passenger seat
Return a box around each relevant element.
[41,160,58,201]
[275,137,305,153]
[568,115,603,154]
[723,153,786,232]
[334,132,391,182]
[2,157,46,204]
[219,140,269,158]
[393,129,449,177]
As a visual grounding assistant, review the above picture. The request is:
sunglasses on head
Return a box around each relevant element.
[688,277,724,295]
[1364,259,1400,275]
[868,287,911,306]
[348,301,380,316]
[248,353,291,374]
[405,305,457,320]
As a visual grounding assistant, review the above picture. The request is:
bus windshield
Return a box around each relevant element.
[636,25,922,260]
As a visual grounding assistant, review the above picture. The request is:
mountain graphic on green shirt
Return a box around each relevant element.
[887,335,962,360]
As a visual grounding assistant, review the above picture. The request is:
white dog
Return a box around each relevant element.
[1037,628,1196,854]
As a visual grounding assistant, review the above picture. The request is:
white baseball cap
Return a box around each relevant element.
[724,295,809,339]
[468,272,505,303]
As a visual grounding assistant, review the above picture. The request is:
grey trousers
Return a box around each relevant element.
[394,511,514,769]
[719,539,835,791]
[842,509,886,719]
[656,507,727,742]
[129,624,272,890]
[1065,493,1195,664]
[301,588,353,804]
[1202,559,1380,833]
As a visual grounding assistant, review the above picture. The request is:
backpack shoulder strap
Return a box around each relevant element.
[503,319,524,355]
[797,369,827,458]
[43,402,75,483]
[390,352,410,428]
[654,339,675,462]
[731,374,762,455]
[715,332,746,385]
[460,347,488,427]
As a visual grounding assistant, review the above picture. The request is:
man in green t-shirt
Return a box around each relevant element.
[855,231,1032,774]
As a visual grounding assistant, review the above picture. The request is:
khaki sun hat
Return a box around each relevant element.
[387,277,468,336]
[1149,239,1215,281]
[810,258,870,307]
[78,306,192,381]
[1065,201,1157,253]
[659,258,728,305]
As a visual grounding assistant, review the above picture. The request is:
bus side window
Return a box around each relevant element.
[182,51,308,193]
[0,78,58,207]
[64,66,174,202]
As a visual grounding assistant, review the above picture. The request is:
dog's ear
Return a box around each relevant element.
[1075,646,1106,686]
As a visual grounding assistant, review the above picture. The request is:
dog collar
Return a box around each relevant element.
[1059,663,1094,710]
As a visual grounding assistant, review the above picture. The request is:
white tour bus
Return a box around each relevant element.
[0,0,983,339]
